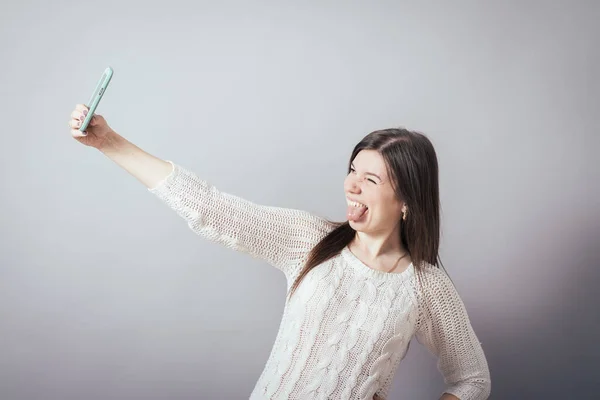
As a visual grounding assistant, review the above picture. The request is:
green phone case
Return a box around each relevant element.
[80,66,114,133]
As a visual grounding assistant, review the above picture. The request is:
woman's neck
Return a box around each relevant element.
[350,231,407,262]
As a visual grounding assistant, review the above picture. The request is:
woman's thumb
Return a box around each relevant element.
[90,114,103,125]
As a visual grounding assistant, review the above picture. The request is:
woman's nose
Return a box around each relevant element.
[347,178,361,193]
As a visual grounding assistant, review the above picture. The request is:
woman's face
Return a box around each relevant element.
[343,149,404,234]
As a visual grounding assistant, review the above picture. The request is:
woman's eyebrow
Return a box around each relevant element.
[351,163,382,181]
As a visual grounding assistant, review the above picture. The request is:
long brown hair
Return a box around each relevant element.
[287,127,445,300]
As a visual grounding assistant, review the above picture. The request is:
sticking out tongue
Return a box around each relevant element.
[347,205,368,222]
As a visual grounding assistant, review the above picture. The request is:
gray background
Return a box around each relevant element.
[1,1,598,399]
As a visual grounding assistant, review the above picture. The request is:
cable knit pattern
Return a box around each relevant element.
[148,161,491,400]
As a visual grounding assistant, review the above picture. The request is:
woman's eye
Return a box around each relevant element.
[350,168,376,184]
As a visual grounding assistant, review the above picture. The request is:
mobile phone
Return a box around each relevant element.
[80,66,114,133]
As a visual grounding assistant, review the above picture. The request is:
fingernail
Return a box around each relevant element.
[83,109,88,116]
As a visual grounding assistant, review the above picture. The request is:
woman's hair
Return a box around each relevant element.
[288,127,444,300]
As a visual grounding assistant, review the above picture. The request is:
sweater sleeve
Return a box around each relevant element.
[147,161,335,281]
[414,266,491,400]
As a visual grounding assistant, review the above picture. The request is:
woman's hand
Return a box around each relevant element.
[68,104,114,149]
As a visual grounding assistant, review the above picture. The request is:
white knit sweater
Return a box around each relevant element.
[148,161,491,400]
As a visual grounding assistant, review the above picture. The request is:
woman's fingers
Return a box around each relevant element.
[70,108,88,120]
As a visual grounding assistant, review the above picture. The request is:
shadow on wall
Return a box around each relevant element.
[484,223,599,398]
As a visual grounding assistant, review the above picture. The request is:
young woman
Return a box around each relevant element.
[68,104,491,400]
